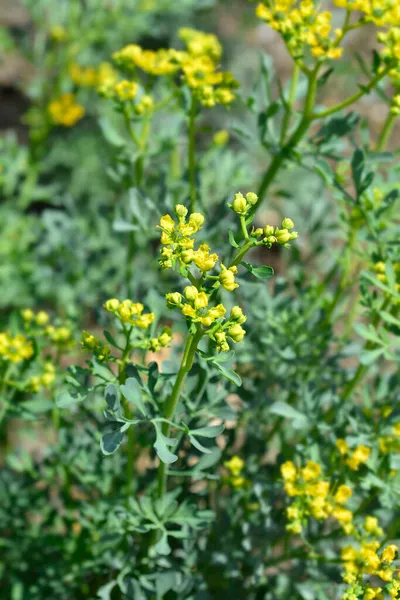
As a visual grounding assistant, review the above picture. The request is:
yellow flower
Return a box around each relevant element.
[194,244,219,272]
[393,422,400,437]
[365,516,384,537]
[301,461,321,481]
[228,323,246,343]
[334,485,352,504]
[346,445,371,470]
[50,25,67,42]
[382,544,398,564]
[281,461,297,481]
[114,80,138,101]
[219,264,239,292]
[21,309,34,322]
[213,130,229,146]
[224,455,244,477]
[36,311,50,326]
[0,332,34,363]
[48,93,85,127]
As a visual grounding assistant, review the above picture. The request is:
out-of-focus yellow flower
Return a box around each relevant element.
[0,332,34,363]
[48,93,85,127]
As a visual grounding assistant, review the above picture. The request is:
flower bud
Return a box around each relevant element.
[246,192,258,205]
[194,292,208,310]
[290,231,298,240]
[232,192,247,215]
[263,225,274,237]
[228,323,246,342]
[275,229,291,244]
[201,316,213,327]
[230,306,246,323]
[175,204,188,218]
[180,249,195,263]
[254,228,263,237]
[188,213,205,230]
[220,267,238,292]
[104,298,120,312]
[281,217,294,230]
[36,311,50,326]
[166,292,183,308]
[22,309,34,322]
[184,286,198,301]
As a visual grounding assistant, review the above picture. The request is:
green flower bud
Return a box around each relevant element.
[166,292,183,308]
[175,204,188,218]
[104,298,120,312]
[263,225,274,237]
[290,231,299,240]
[228,323,246,343]
[246,192,258,205]
[275,229,291,244]
[184,286,198,301]
[188,213,205,229]
[232,192,247,215]
[281,217,294,230]
[230,306,246,323]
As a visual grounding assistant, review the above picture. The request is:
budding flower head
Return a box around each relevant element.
[281,217,294,230]
[275,229,291,245]
[232,192,247,215]
[228,323,246,342]
[188,213,205,229]
[246,192,258,206]
[230,306,246,323]
[175,204,188,218]
[166,292,183,308]
[21,309,34,322]
[104,298,120,312]
[263,225,274,237]
[36,311,50,326]
[184,286,198,301]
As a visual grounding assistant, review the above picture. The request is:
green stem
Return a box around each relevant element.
[188,95,197,212]
[312,66,390,120]
[229,241,255,269]
[240,216,249,241]
[376,111,396,152]
[156,326,203,501]
[119,327,135,500]
[280,63,300,145]
[254,65,320,212]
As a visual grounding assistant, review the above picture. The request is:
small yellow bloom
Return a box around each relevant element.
[224,455,244,477]
[281,461,297,481]
[334,485,352,504]
[301,461,321,481]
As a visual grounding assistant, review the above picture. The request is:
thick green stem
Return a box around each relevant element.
[156,326,203,501]
[254,65,320,212]
[188,96,197,212]
[280,63,300,145]
[229,241,255,269]
[376,111,396,152]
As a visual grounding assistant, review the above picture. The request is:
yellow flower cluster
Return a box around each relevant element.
[148,327,172,353]
[159,204,243,291]
[104,299,155,329]
[337,439,371,470]
[281,460,355,534]
[224,455,248,488]
[69,62,117,88]
[48,93,85,127]
[0,332,33,364]
[28,362,56,392]
[333,0,400,28]
[255,1,344,61]
[22,309,73,347]
[112,28,238,108]
[81,331,110,362]
[342,540,400,598]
